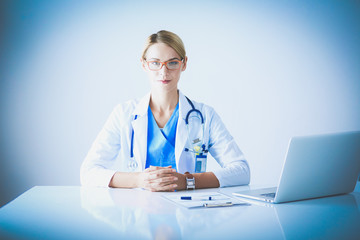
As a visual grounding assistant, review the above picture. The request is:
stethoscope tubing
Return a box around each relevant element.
[130,115,138,158]
[129,96,206,169]
[185,96,204,124]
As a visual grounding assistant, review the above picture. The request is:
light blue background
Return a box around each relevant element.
[1,0,359,207]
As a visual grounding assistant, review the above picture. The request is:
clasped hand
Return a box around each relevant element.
[139,166,185,192]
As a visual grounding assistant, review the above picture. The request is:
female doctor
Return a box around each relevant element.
[80,30,250,191]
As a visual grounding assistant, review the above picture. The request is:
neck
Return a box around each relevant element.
[150,89,179,112]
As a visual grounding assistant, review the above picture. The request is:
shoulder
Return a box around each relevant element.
[108,97,141,125]
[113,98,140,114]
[187,97,216,117]
[184,97,222,129]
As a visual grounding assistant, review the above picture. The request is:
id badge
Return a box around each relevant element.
[195,154,207,173]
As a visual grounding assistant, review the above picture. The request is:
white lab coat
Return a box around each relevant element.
[80,91,250,187]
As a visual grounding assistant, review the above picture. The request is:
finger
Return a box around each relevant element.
[145,167,175,177]
[154,165,172,168]
[149,165,157,170]
[146,166,164,173]
[149,165,173,171]
[145,166,163,173]
[156,168,176,175]
[158,183,178,191]
[144,175,178,188]
[149,165,165,171]
[148,170,176,181]
[151,176,178,184]
[149,183,178,192]
[143,172,166,181]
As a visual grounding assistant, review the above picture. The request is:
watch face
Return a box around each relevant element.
[186,177,195,189]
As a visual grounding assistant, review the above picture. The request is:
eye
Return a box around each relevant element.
[168,61,179,66]
[150,61,161,66]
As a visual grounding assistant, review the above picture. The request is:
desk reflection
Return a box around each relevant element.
[81,187,181,239]
[2,186,358,239]
[80,187,250,239]
[81,187,360,240]
[225,192,360,240]
[273,193,360,240]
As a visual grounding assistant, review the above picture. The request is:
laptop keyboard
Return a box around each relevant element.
[260,192,276,198]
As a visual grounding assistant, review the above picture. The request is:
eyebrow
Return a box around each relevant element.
[147,57,181,61]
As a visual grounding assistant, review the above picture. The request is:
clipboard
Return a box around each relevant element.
[162,192,250,209]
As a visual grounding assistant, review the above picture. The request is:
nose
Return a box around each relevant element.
[159,64,169,77]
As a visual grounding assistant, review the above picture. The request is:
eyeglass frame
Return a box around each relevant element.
[144,58,184,71]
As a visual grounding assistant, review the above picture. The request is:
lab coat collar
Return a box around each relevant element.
[175,91,194,171]
[132,92,151,118]
[178,90,193,122]
[131,92,150,171]
[132,90,192,118]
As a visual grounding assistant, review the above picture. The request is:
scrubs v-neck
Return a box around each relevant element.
[145,104,179,170]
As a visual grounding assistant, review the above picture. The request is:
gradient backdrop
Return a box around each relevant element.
[1,0,359,207]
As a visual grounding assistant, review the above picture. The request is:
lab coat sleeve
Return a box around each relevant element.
[208,109,250,187]
[80,105,123,187]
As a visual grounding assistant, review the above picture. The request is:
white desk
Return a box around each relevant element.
[1,183,360,239]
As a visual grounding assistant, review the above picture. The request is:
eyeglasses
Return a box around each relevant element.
[145,59,183,71]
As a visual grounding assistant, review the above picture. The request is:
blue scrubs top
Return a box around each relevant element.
[146,104,179,170]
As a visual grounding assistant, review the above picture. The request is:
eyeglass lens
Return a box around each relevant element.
[148,60,181,70]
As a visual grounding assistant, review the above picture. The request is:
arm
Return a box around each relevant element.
[80,105,124,187]
[109,167,220,191]
[207,108,250,187]
[135,107,248,191]
[109,166,179,191]
[176,171,220,190]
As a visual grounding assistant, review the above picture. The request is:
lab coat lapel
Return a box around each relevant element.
[175,91,193,169]
[131,92,150,171]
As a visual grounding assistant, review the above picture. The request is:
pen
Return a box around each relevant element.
[180,196,213,201]
[203,202,233,208]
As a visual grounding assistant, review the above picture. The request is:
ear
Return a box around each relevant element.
[181,56,188,71]
[141,58,147,71]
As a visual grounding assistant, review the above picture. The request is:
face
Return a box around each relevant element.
[142,43,187,94]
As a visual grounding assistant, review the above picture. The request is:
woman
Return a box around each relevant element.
[80,30,250,191]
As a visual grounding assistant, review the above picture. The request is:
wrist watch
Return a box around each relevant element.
[184,172,195,190]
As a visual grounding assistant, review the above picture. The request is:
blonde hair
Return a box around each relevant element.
[142,30,186,60]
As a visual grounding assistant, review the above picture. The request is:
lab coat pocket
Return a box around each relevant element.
[179,150,196,173]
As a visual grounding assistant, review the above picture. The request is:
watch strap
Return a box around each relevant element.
[185,171,195,190]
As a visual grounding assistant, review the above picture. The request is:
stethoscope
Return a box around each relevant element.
[127,96,208,171]
[183,96,208,155]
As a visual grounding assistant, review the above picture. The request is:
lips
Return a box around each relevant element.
[159,80,170,84]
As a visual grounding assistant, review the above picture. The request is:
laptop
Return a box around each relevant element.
[233,131,360,203]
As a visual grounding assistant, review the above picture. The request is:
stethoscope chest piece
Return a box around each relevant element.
[127,157,138,171]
